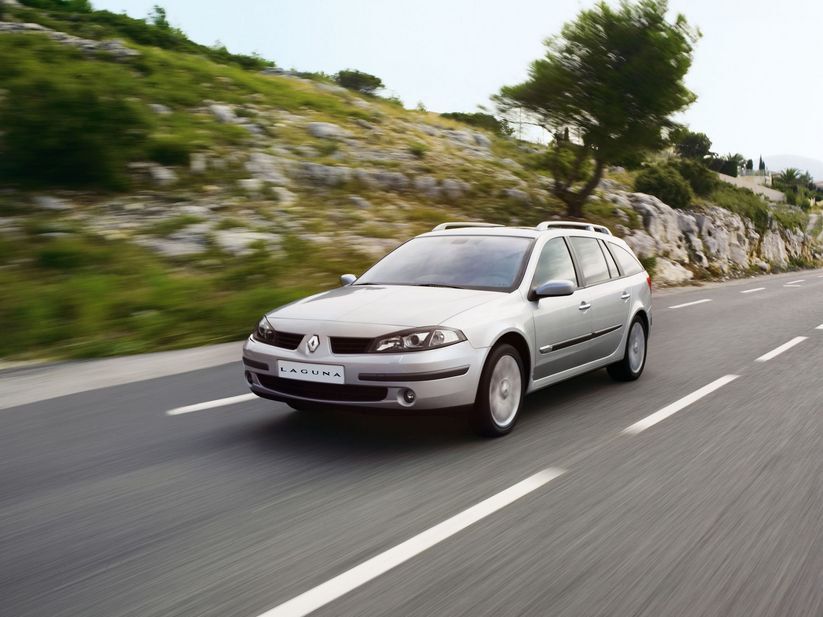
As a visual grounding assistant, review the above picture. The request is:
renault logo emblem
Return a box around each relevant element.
[307,335,320,353]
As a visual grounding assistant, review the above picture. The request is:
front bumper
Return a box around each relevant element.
[242,336,486,410]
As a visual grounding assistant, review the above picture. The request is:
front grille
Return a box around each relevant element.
[272,331,304,350]
[330,336,372,354]
[257,375,387,402]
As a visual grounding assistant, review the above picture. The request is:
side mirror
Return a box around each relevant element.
[340,273,357,286]
[531,279,575,300]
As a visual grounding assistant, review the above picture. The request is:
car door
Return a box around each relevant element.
[530,237,594,380]
[568,236,630,362]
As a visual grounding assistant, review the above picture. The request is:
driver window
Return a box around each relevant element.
[532,238,578,288]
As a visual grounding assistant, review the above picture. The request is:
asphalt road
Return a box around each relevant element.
[3,269,823,617]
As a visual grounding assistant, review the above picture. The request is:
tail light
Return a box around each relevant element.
[646,274,652,293]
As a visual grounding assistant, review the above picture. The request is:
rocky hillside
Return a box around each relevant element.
[0,2,820,359]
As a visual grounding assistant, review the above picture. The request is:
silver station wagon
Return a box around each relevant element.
[243,221,652,436]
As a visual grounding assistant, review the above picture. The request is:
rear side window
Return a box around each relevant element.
[532,238,578,287]
[569,236,610,286]
[599,240,620,278]
[609,243,644,276]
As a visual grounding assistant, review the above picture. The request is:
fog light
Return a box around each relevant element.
[402,388,416,404]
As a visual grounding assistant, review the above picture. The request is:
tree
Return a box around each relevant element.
[496,0,699,217]
[634,164,693,209]
[673,129,712,159]
[746,158,754,171]
[758,156,765,172]
[334,69,384,95]
[708,152,745,177]
[775,168,800,186]
[148,5,171,30]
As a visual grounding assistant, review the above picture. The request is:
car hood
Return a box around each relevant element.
[270,285,501,327]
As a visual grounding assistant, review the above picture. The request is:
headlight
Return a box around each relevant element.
[253,315,276,343]
[369,327,466,353]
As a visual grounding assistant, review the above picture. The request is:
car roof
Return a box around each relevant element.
[417,224,630,246]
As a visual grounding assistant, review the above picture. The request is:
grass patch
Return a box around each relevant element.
[0,232,356,360]
[706,184,770,233]
[141,215,204,237]
[771,205,808,231]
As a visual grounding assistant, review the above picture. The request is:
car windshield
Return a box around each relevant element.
[355,235,533,291]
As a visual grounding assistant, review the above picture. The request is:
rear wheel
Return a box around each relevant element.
[607,316,647,382]
[472,344,525,437]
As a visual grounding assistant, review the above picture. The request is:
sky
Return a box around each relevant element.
[93,0,823,166]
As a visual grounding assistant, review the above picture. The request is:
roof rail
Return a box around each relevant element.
[431,222,504,231]
[535,221,612,236]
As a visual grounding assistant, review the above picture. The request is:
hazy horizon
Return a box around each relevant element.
[91,0,823,166]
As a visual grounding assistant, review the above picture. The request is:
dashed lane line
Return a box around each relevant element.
[622,375,740,435]
[755,337,808,363]
[166,393,257,415]
[668,299,712,310]
[255,468,566,617]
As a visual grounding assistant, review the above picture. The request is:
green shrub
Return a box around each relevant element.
[672,158,717,196]
[408,142,428,159]
[441,112,513,137]
[708,183,770,233]
[334,69,384,95]
[0,42,150,189]
[35,237,115,270]
[141,215,203,237]
[639,255,657,278]
[19,0,92,12]
[146,135,191,166]
[772,206,808,231]
[634,165,693,209]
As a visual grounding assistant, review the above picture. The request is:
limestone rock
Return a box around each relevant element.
[441,178,470,200]
[214,229,282,256]
[150,165,177,186]
[349,195,371,210]
[33,196,71,211]
[209,104,237,124]
[413,175,441,199]
[190,153,207,174]
[148,103,171,115]
[307,122,351,140]
[245,152,289,186]
[238,178,264,193]
[654,258,693,285]
[502,188,530,204]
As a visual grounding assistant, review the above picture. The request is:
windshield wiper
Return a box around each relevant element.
[416,283,465,289]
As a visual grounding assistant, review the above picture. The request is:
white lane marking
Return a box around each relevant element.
[817,324,823,330]
[668,299,712,310]
[785,279,805,285]
[166,393,257,415]
[740,287,765,294]
[784,284,802,288]
[622,375,739,435]
[755,337,808,363]
[257,468,566,617]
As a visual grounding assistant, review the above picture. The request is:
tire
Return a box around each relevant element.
[472,343,525,437]
[607,316,647,382]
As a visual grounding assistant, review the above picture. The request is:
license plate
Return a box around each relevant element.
[277,360,345,384]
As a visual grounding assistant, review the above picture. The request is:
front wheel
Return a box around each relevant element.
[607,317,647,382]
[472,344,525,437]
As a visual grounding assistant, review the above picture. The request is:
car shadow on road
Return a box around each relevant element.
[211,369,619,464]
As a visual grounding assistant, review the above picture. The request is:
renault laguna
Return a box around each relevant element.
[242,221,652,436]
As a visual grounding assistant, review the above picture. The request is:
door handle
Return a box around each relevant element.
[578,301,591,311]
[620,291,631,300]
